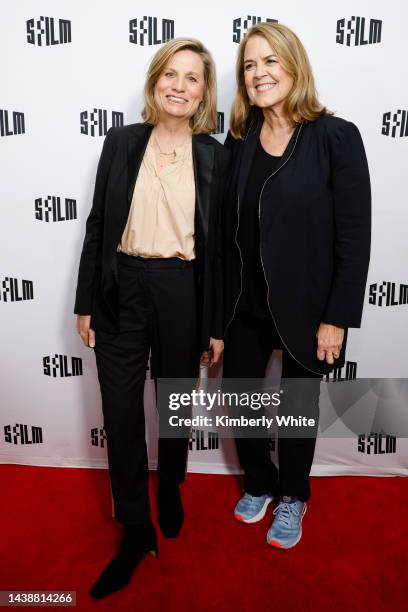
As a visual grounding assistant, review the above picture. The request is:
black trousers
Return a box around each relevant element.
[93,252,200,525]
[223,312,322,502]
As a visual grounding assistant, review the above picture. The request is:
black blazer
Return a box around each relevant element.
[74,122,230,351]
[223,112,371,374]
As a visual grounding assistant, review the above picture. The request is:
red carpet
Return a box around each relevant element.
[0,465,407,611]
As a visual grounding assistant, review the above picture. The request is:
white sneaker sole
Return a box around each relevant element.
[234,496,274,524]
[267,503,307,548]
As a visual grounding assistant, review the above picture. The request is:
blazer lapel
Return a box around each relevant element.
[192,135,214,243]
[127,123,154,207]
[106,123,153,287]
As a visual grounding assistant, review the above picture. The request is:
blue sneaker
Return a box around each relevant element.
[234,492,274,523]
[266,497,307,548]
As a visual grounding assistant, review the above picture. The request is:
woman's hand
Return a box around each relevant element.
[76,314,96,348]
[316,323,344,365]
[200,337,224,367]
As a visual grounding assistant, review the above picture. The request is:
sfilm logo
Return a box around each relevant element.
[382,110,408,138]
[0,109,25,137]
[0,277,33,302]
[4,424,43,445]
[233,16,278,44]
[358,432,396,454]
[26,17,72,46]
[80,109,124,137]
[369,282,408,306]
[43,355,83,377]
[35,196,77,222]
[336,17,382,46]
[189,428,219,451]
[91,427,107,448]
[325,361,357,382]
[129,17,174,45]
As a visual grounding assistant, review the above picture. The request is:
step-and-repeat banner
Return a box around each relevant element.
[1,1,407,477]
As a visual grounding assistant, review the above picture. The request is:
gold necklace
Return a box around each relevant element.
[153,131,190,168]
[154,135,176,157]
[154,130,190,155]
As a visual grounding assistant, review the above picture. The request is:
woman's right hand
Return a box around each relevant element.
[76,315,95,348]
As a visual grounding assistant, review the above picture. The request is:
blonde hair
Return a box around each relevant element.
[142,37,217,134]
[230,22,332,139]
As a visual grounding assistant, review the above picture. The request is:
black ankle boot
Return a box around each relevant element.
[90,521,157,599]
[158,482,184,538]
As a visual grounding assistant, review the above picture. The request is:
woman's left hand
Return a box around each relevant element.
[201,337,224,367]
[316,323,345,365]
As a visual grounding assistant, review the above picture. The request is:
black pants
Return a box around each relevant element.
[223,312,322,502]
[93,252,200,525]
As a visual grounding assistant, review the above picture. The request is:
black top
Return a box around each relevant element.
[237,139,281,319]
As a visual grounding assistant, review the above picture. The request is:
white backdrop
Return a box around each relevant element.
[1,0,407,477]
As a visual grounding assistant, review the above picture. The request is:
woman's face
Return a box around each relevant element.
[243,35,294,113]
[154,50,205,122]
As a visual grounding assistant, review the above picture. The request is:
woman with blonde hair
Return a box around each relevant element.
[223,22,371,548]
[75,37,229,597]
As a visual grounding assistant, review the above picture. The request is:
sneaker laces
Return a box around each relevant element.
[241,493,265,509]
[242,493,257,508]
[273,501,301,527]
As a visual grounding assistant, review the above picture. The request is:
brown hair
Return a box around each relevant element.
[230,22,332,139]
[142,37,217,134]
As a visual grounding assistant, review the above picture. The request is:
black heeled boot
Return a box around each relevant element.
[157,481,184,538]
[90,521,158,599]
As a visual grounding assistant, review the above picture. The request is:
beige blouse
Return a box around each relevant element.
[117,137,196,260]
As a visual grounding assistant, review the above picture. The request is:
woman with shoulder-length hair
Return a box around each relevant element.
[223,22,371,548]
[74,37,229,597]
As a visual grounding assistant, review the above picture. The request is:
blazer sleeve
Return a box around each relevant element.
[211,147,231,339]
[322,120,371,328]
[74,128,116,315]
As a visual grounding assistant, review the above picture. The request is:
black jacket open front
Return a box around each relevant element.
[74,122,230,351]
[223,112,371,375]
